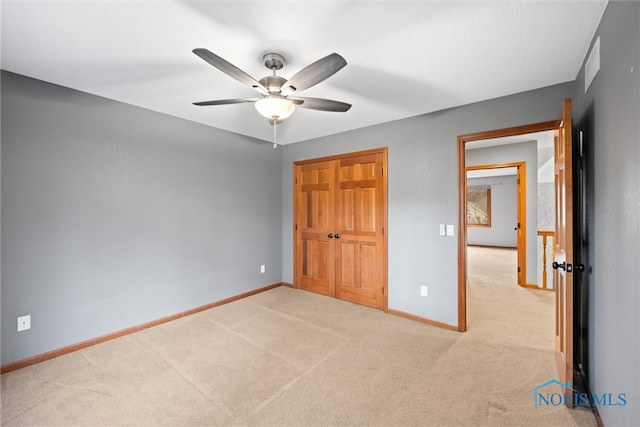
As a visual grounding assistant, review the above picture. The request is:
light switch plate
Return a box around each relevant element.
[446,225,455,236]
[439,224,446,236]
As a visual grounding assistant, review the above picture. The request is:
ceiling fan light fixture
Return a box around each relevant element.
[255,96,296,120]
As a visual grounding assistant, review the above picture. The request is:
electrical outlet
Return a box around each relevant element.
[420,286,428,297]
[17,315,31,332]
[260,264,266,274]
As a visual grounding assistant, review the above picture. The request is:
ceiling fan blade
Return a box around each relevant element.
[280,53,347,95]
[193,98,259,106]
[193,48,268,94]
[292,97,352,112]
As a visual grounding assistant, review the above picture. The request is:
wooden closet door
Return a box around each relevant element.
[294,148,387,311]
[294,161,336,296]
[335,152,385,309]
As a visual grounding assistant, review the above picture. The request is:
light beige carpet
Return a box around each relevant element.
[1,247,596,426]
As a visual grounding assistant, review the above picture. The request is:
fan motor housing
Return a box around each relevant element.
[259,75,287,94]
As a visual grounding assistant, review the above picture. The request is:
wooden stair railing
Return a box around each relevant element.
[538,230,555,290]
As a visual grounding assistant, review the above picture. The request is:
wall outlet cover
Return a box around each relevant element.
[17,315,31,332]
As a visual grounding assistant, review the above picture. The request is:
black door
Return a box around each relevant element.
[573,103,593,400]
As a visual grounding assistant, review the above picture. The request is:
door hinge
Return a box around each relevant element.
[381,167,384,176]
[382,287,384,295]
[518,267,521,273]
[295,177,298,184]
[295,224,298,231]
[382,227,384,235]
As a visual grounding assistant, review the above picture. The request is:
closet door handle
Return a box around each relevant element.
[335,234,341,239]
[328,233,334,239]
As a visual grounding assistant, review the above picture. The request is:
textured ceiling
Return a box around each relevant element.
[1,1,607,145]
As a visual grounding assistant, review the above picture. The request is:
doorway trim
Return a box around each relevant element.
[457,121,557,332]
[466,162,527,287]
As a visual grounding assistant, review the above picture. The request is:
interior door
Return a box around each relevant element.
[294,148,387,311]
[294,160,336,296]
[553,98,574,399]
[515,164,526,286]
[335,152,386,310]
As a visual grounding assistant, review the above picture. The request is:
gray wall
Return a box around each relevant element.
[1,71,283,365]
[466,142,538,284]
[573,2,640,426]
[282,83,573,326]
[467,175,517,248]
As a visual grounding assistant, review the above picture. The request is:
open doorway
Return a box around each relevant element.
[458,99,577,400]
[466,163,526,286]
[457,122,557,332]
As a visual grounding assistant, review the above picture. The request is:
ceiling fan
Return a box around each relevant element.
[192,49,351,124]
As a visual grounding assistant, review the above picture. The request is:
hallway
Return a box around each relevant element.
[466,245,555,350]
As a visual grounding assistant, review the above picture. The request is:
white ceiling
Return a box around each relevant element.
[1,1,608,145]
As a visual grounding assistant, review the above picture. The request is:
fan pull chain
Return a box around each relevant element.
[273,121,278,150]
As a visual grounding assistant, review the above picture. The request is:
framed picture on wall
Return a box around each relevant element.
[467,186,491,227]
